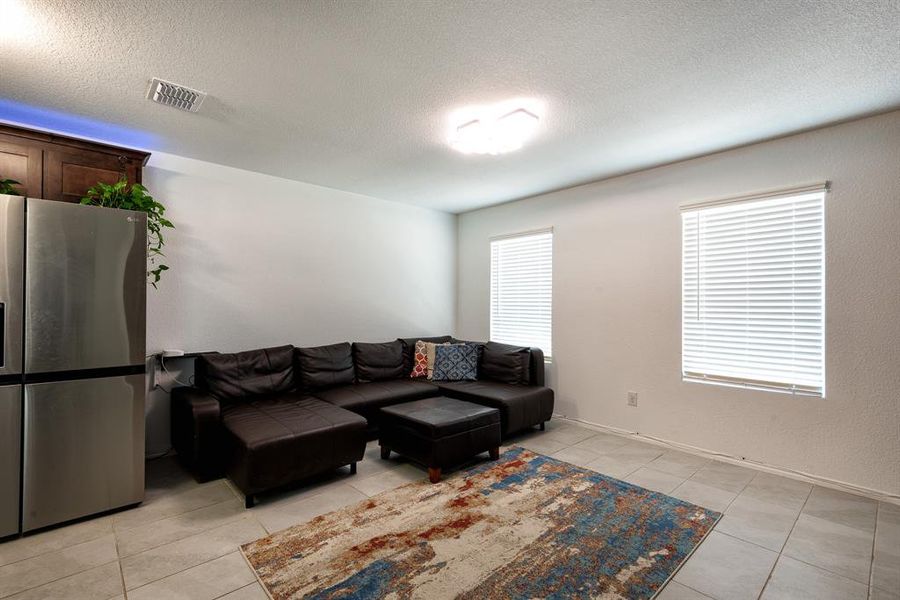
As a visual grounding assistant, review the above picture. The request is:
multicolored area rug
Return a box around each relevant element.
[241,447,720,599]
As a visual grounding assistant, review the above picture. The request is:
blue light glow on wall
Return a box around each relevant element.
[0,98,158,149]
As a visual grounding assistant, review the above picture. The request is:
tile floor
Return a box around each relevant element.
[0,419,897,599]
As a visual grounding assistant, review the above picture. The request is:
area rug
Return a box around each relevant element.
[241,447,720,599]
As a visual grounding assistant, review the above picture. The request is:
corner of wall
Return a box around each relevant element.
[452,211,462,338]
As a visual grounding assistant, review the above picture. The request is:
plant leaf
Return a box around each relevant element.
[78,176,173,289]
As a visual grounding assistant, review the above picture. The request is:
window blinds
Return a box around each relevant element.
[490,230,553,357]
[681,188,825,396]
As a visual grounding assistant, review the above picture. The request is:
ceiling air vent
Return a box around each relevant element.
[147,78,206,113]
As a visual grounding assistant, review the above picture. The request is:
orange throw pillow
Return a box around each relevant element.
[410,340,428,378]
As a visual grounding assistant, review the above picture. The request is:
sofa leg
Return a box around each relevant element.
[428,467,442,484]
[245,495,255,509]
[489,447,500,460]
[540,422,546,431]
[380,446,391,460]
[350,462,357,475]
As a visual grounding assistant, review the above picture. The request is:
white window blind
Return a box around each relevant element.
[490,230,553,357]
[682,188,825,396]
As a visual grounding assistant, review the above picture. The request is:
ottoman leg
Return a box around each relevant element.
[380,446,391,460]
[350,462,357,475]
[489,447,500,460]
[540,422,546,431]
[245,495,255,509]
[428,467,442,484]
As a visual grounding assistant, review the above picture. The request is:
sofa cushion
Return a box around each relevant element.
[437,380,554,436]
[196,345,294,404]
[479,341,531,385]
[431,343,479,382]
[221,393,366,495]
[352,340,405,382]
[295,342,354,391]
[312,379,440,427]
[400,336,453,374]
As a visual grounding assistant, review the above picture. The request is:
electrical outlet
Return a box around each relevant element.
[627,391,638,407]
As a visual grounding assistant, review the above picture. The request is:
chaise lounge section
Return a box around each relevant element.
[172,345,368,506]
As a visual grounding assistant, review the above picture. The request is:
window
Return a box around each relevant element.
[681,186,825,396]
[490,229,553,357]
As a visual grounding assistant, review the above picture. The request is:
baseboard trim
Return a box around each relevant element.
[551,413,900,505]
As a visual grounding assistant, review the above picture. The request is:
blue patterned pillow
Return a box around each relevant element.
[431,344,479,381]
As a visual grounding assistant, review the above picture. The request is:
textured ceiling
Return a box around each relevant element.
[1,0,899,213]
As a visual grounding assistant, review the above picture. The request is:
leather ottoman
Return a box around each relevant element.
[222,394,367,507]
[378,396,501,483]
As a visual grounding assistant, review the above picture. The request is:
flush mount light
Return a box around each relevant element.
[0,0,37,44]
[448,100,542,155]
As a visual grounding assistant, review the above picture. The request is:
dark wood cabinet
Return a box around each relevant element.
[0,137,42,197]
[0,124,149,202]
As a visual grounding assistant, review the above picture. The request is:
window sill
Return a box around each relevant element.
[683,375,823,398]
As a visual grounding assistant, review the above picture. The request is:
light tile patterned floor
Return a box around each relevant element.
[0,419,896,599]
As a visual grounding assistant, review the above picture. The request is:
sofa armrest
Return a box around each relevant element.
[171,387,225,481]
[528,348,546,387]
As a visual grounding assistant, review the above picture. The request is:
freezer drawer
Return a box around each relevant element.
[0,385,21,538]
[22,375,144,532]
[25,199,146,373]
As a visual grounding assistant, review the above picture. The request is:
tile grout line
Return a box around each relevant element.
[670,459,757,515]
[113,529,126,598]
[0,558,122,598]
[755,481,815,600]
[0,524,113,569]
[678,582,715,599]
[559,434,720,494]
[125,549,250,597]
[714,463,756,513]
[211,582,258,600]
[867,502,880,599]
[246,499,272,536]
[119,515,261,593]
[682,466,764,600]
[114,484,236,535]
[646,457,710,482]
[117,499,249,559]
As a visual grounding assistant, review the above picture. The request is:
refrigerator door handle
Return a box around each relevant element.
[0,193,24,378]
[0,301,4,367]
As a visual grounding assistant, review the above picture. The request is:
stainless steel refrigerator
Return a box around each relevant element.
[1,194,146,536]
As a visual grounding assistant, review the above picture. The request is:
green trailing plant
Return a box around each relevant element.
[81,177,174,288]
[0,178,24,195]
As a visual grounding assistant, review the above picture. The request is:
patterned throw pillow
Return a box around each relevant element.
[431,344,479,382]
[425,341,452,380]
[410,341,455,378]
[410,340,429,378]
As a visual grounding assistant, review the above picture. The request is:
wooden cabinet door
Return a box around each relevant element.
[43,149,141,203]
[0,136,42,197]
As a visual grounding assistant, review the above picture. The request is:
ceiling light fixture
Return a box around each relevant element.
[0,0,37,44]
[448,99,542,155]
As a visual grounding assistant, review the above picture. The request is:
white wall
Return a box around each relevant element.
[142,153,457,455]
[457,110,900,496]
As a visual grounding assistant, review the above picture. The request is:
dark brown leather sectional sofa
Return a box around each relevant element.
[171,336,553,506]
